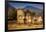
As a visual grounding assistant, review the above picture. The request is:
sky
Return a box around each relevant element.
[8,2,43,10]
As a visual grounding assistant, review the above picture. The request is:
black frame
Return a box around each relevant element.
[5,1,45,31]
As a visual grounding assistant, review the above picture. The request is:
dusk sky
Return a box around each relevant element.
[8,2,43,10]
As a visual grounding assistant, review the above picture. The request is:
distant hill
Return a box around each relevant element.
[24,5,43,16]
[8,3,43,16]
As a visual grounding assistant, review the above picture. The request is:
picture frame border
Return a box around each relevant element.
[5,1,45,31]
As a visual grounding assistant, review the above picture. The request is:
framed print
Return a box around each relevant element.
[5,1,45,31]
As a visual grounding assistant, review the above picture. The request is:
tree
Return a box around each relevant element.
[8,8,17,20]
[31,12,36,16]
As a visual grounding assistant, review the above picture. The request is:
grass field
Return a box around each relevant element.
[8,21,43,30]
